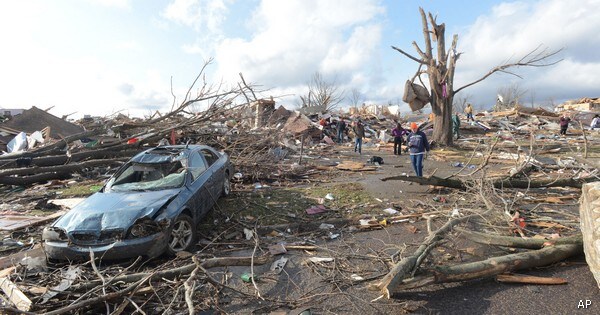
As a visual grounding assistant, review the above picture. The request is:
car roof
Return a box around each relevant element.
[130,144,216,164]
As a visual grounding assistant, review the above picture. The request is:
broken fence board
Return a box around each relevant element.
[0,211,65,232]
[0,276,32,311]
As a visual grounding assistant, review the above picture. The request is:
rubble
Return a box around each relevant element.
[0,95,599,313]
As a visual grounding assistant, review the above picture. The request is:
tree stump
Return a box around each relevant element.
[580,181,600,288]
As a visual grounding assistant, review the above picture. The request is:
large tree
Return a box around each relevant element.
[393,8,561,145]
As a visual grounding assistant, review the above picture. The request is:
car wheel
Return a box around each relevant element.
[167,214,196,255]
[222,174,231,197]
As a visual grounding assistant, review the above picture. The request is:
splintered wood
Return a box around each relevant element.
[580,181,600,288]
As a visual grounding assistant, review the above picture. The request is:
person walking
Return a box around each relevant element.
[452,112,461,139]
[353,120,365,154]
[407,122,430,177]
[465,103,474,122]
[590,114,600,130]
[336,118,347,143]
[559,113,571,135]
[391,123,407,155]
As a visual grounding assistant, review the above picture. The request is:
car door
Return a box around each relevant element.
[200,148,222,199]
[187,150,213,218]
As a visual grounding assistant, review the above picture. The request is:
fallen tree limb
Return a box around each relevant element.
[72,255,269,293]
[368,212,484,299]
[0,148,141,169]
[381,175,598,189]
[391,243,581,292]
[0,159,125,178]
[0,172,72,186]
[42,274,152,315]
[454,227,582,249]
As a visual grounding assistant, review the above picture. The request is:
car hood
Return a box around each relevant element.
[53,189,180,232]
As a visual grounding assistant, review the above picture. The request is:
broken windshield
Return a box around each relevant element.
[107,161,186,192]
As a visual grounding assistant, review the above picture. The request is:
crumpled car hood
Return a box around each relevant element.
[53,189,180,232]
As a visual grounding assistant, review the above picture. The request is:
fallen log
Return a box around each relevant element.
[0,147,142,169]
[381,175,598,189]
[0,130,106,162]
[455,227,582,249]
[0,159,125,178]
[0,172,72,186]
[392,243,581,292]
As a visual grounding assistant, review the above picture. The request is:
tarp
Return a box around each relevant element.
[7,132,27,153]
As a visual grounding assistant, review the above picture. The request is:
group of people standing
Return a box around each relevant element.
[383,121,430,177]
[331,118,430,177]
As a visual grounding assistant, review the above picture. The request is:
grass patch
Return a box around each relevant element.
[57,184,103,197]
[212,182,377,226]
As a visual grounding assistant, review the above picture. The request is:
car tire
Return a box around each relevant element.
[222,174,231,197]
[167,214,197,255]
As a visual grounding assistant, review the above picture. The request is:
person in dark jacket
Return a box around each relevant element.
[559,114,571,135]
[407,122,430,177]
[353,120,365,154]
[452,112,461,139]
[391,123,407,155]
[336,119,347,143]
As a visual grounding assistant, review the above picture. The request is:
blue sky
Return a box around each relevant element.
[1,0,599,118]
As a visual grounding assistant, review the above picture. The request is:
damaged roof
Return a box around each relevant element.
[0,106,85,138]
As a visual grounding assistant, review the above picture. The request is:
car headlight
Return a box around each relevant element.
[42,227,68,241]
[127,218,164,238]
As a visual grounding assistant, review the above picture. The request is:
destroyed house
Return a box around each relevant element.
[0,106,85,150]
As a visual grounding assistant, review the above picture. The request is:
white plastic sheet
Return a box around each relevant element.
[7,132,28,153]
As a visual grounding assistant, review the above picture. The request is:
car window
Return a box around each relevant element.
[188,151,207,181]
[201,149,219,166]
[108,161,185,192]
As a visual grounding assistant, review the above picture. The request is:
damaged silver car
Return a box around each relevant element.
[43,145,233,261]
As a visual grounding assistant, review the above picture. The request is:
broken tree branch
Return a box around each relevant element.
[368,211,486,299]
[392,243,581,292]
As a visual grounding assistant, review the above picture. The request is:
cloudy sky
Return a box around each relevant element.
[0,0,598,118]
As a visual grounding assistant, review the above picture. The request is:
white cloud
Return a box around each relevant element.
[162,0,230,33]
[213,0,385,104]
[87,0,131,9]
[455,0,600,106]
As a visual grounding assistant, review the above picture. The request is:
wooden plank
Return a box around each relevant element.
[0,211,65,232]
[0,276,32,311]
[496,273,567,285]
